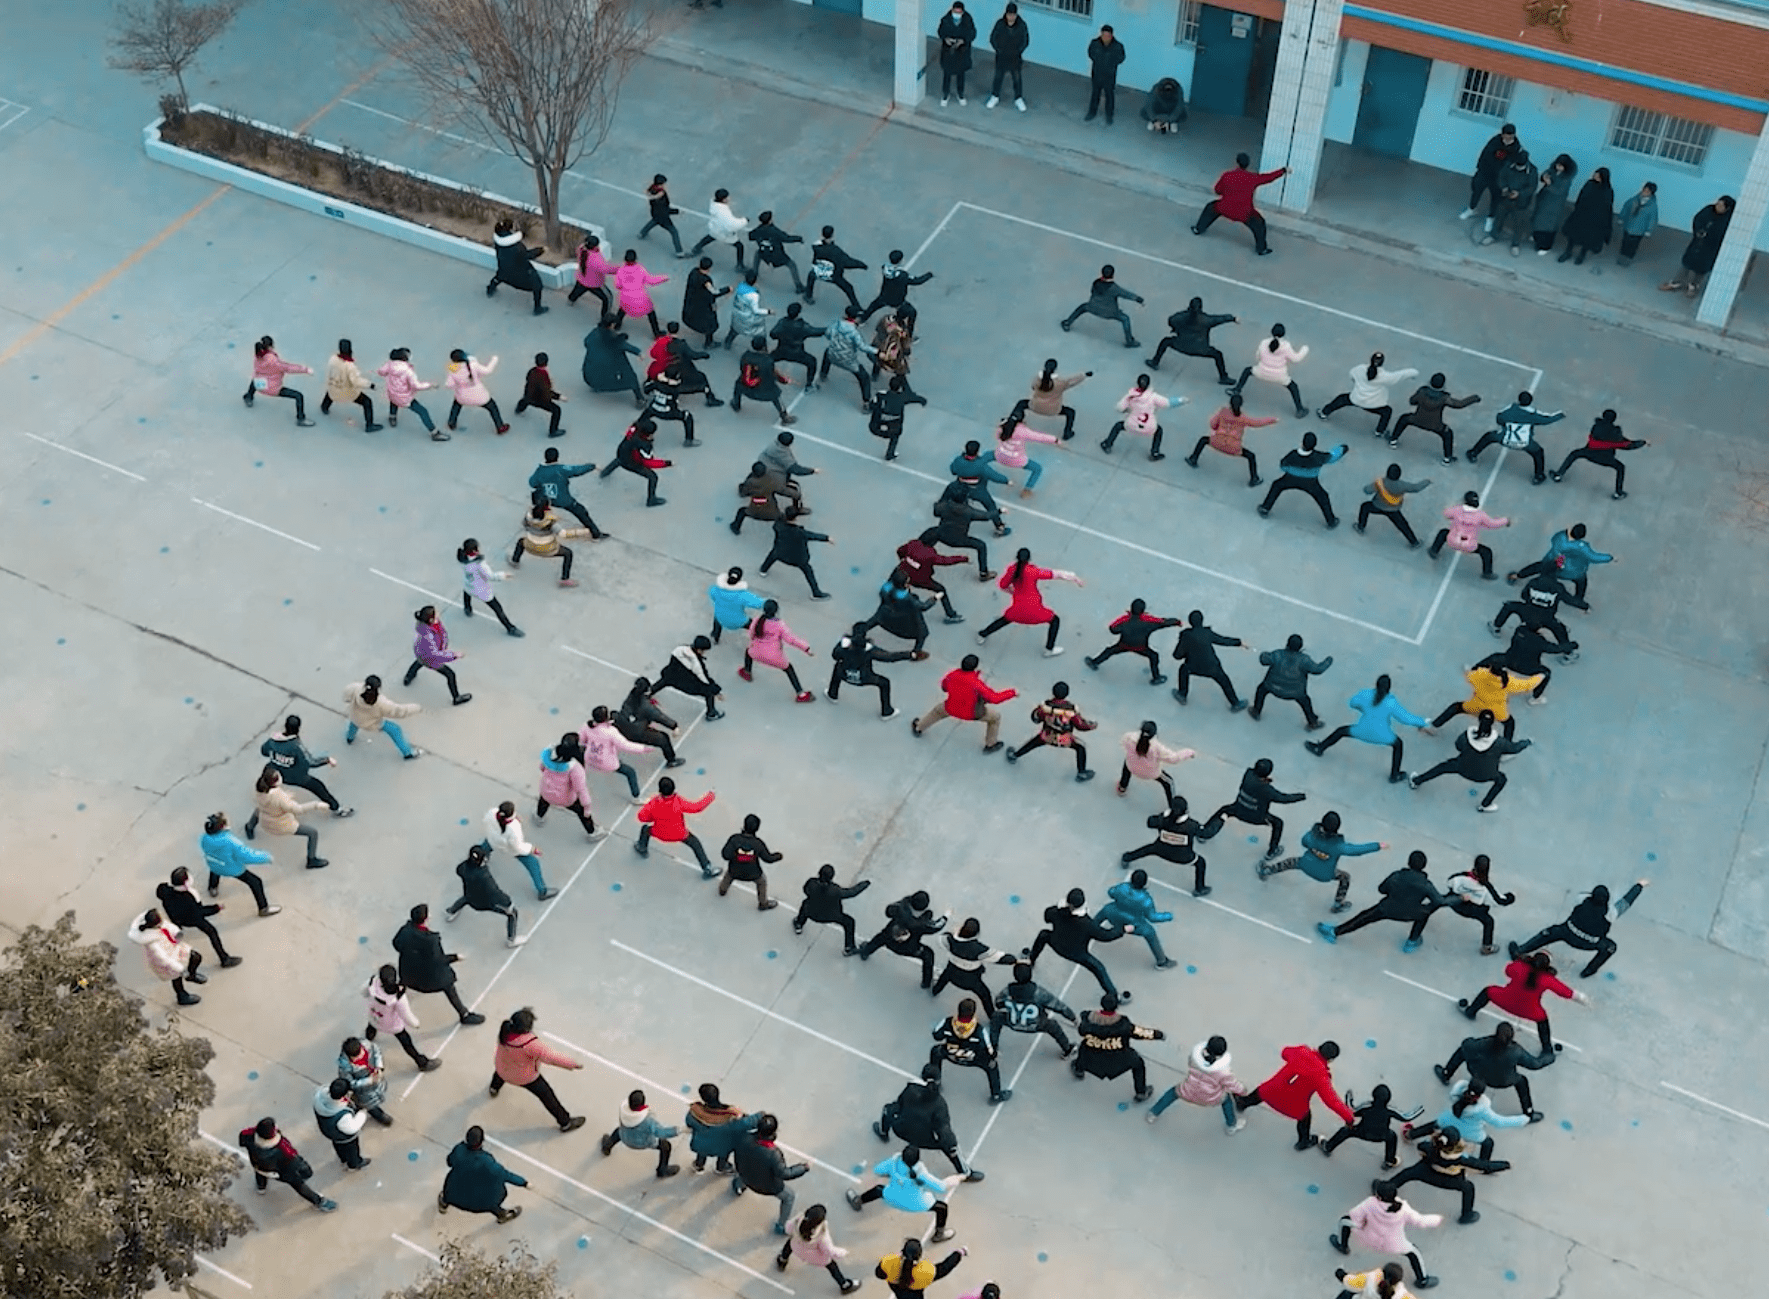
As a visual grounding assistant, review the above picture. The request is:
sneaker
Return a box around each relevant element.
[305,858,329,870]
[1155,958,1178,970]
[1193,885,1212,898]
[1294,1135,1320,1151]
[982,741,1004,755]
[940,97,949,106]
[175,992,202,1006]
[932,1227,957,1243]
[258,905,282,918]
[419,1057,442,1071]
[461,1012,487,1026]
[1004,748,1018,764]
[538,888,560,901]
[1478,802,1499,813]
[794,691,815,703]
[846,1189,864,1211]
[1015,98,1027,111]
[1316,922,1338,943]
[1458,207,1478,220]
[882,707,900,719]
[497,1206,523,1223]
[296,418,316,428]
[560,1115,587,1133]
[452,693,473,706]
[316,1198,338,1213]
[943,614,965,624]
[1228,1116,1247,1133]
[657,1164,681,1178]
[506,626,526,638]
[959,97,967,105]
[333,807,356,819]
[737,668,753,682]
[988,1089,1012,1104]
[219,954,244,968]
[1401,937,1422,953]
[1043,646,1065,658]
[985,95,999,108]
[1329,1233,1350,1255]
[1075,769,1095,782]
[496,424,512,434]
[1458,1210,1481,1225]
[558,578,579,588]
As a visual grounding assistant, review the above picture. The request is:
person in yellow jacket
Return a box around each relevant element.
[875,1237,966,1297]
[320,338,382,431]
[1336,1261,1413,1299]
[1428,661,1541,740]
[510,498,596,588]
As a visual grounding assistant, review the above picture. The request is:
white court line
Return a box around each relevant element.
[949,202,1540,372]
[391,1234,441,1263]
[782,426,1418,643]
[0,101,29,134]
[539,1030,860,1183]
[195,1255,253,1290]
[400,715,706,1100]
[482,1137,794,1295]
[905,200,963,271]
[369,567,455,604]
[338,100,709,215]
[1382,969,1582,1052]
[562,643,643,679]
[610,940,919,1081]
[192,498,321,551]
[1660,1082,1769,1132]
[200,1130,249,1161]
[1143,875,1313,944]
[21,431,149,481]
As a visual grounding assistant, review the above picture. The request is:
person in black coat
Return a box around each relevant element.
[987,3,1029,107]
[870,375,928,461]
[1434,1020,1555,1120]
[487,218,548,315]
[770,303,826,389]
[638,173,684,256]
[759,507,832,599]
[580,322,644,406]
[1146,297,1236,381]
[795,864,871,952]
[860,250,934,325]
[937,2,978,103]
[1319,851,1446,949]
[1460,123,1522,224]
[1319,1083,1418,1167]
[931,481,996,578]
[1121,795,1218,896]
[875,1064,982,1178]
[1084,25,1127,124]
[597,417,672,508]
[156,867,241,966]
[1025,887,1132,1000]
[732,338,795,423]
[1558,166,1614,264]
[1084,597,1181,681]
[393,904,484,1025]
[730,1114,809,1233]
[805,225,867,309]
[615,676,683,767]
[1662,195,1734,295]
[718,812,784,908]
[858,889,950,985]
[444,843,521,945]
[681,256,730,346]
[868,570,937,655]
[750,211,807,295]
[829,622,915,716]
[1170,609,1249,710]
[1408,711,1529,812]
[657,636,724,721]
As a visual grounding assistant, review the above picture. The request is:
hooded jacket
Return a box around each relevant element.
[1276,442,1346,480]
[1295,825,1381,882]
[1373,867,1447,919]
[685,1101,759,1158]
[989,13,1029,65]
[1343,1194,1442,1256]
[1177,1040,1247,1106]
[800,872,869,922]
[313,1085,366,1143]
[1230,764,1304,816]
[882,1076,958,1148]
[1098,880,1172,934]
[442,1141,526,1212]
[614,1101,680,1149]
[537,750,592,809]
[1452,724,1531,781]
[376,358,432,408]
[996,977,1074,1033]
[127,913,190,982]
[493,227,543,287]
[1252,1044,1355,1123]
[260,731,326,782]
[1257,646,1332,698]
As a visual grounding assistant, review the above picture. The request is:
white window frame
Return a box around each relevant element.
[1455,68,1516,119]
[1175,0,1203,45]
[1607,103,1714,170]
[1017,0,1094,20]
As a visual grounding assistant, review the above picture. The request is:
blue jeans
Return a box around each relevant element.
[732,1176,794,1229]
[1132,924,1168,965]
[1150,1087,1237,1125]
[614,762,640,799]
[983,449,1043,490]
[393,398,436,432]
[345,720,414,757]
[480,840,549,895]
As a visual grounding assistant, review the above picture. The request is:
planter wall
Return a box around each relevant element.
[143,105,602,290]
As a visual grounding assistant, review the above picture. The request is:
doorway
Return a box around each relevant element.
[1352,47,1432,158]
[1191,6,1282,119]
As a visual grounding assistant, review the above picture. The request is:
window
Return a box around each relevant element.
[1018,0,1093,18]
[1175,0,1203,45]
[1457,68,1515,119]
[1610,104,1714,167]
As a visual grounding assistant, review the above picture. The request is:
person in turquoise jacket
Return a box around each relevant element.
[198,812,279,915]
[1506,523,1612,608]
[1097,869,1176,969]
[707,566,768,645]
[1258,810,1386,911]
[846,1143,959,1242]
[1407,1078,1529,1159]
[1305,675,1432,784]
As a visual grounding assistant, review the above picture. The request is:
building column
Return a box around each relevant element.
[1260,0,1345,214]
[1696,113,1769,327]
[895,0,925,109]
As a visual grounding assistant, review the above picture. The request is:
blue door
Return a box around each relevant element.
[1191,6,1281,119]
[1352,47,1432,159]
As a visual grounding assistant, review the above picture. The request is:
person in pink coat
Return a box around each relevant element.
[1229,324,1309,418]
[580,706,648,803]
[490,1006,587,1132]
[443,350,508,434]
[991,411,1059,498]
[777,1203,859,1294]
[1331,1182,1444,1290]
[536,732,600,837]
[1186,391,1278,485]
[739,599,816,702]
[1426,490,1509,579]
[612,248,668,338]
[376,346,444,439]
[976,548,1083,656]
[568,234,618,315]
[1116,720,1195,803]
[1099,374,1182,461]
[243,335,316,425]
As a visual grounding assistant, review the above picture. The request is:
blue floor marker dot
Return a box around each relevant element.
[850,565,861,574]
[1604,971,1617,981]
[852,1163,865,1176]
[160,546,169,553]
[459,818,469,825]
[227,341,236,349]
[358,936,369,945]
[1631,1119,1640,1127]
[112,313,121,320]
[610,882,623,892]
[1247,834,1258,843]
[409,1151,421,1162]
[1009,894,1021,905]
[76,803,86,811]
[550,707,560,714]
[309,274,317,280]
[697,767,707,775]
[577,1236,590,1249]
[1468,787,1479,796]
[637,604,646,611]
[41,499,50,505]
[1117,1101,1129,1111]
[255,461,264,468]
[1646,851,1657,861]
[766,950,779,960]
[1559,1119,1573,1130]
[378,505,387,513]
[1036,1252,1049,1263]
[137,417,146,424]
[1365,1039,1378,1049]
[282,598,292,606]
[29,374,37,381]
[854,830,864,840]
[247,1071,259,1081]
[1504,1271,1517,1282]
[1306,1184,1319,1194]
[1185,964,1197,974]
[184,697,193,705]
[56,638,65,645]
[681,1084,692,1094]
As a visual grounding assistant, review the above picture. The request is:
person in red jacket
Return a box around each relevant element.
[911,654,1015,752]
[635,776,716,874]
[1549,409,1649,500]
[898,531,969,623]
[514,352,566,437]
[1192,153,1288,256]
[1457,951,1587,1055]
[597,416,671,507]
[1233,1041,1356,1148]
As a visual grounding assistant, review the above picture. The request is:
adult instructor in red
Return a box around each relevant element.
[1193,153,1288,256]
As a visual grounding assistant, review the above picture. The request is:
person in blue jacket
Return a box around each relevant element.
[1257,431,1347,527]
[1305,674,1433,783]
[599,1090,682,1178]
[199,811,280,915]
[707,566,768,645]
[1259,810,1386,912]
[528,448,604,538]
[1505,522,1612,608]
[1407,1078,1529,1160]
[1097,869,1176,969]
[845,1143,959,1242]
[949,440,1010,529]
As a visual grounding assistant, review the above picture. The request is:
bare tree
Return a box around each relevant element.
[108,0,245,112]
[387,1241,568,1299]
[373,0,661,250]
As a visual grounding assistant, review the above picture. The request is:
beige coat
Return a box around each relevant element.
[1026,371,1087,417]
[253,784,324,836]
[325,354,372,403]
[517,508,592,558]
[343,683,421,732]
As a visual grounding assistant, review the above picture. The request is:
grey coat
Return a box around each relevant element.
[1531,169,1574,234]
[1257,647,1332,699]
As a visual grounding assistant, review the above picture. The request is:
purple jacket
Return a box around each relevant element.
[413,619,457,668]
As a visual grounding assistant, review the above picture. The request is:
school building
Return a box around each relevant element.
[842,0,1769,329]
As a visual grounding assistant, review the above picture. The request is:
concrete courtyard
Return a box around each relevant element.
[1,3,1766,1298]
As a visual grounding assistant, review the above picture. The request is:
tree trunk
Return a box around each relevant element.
[533,163,564,251]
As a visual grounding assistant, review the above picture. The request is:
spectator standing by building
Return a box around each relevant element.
[1459,123,1522,226]
[1528,154,1577,255]
[938,3,977,106]
[1084,25,1126,123]
[986,4,1029,110]
[1559,166,1614,264]
[1661,195,1734,297]
[1481,150,1539,254]
[1616,181,1658,265]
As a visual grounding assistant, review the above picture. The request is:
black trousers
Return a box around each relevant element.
[1231,370,1305,415]
[487,272,545,311]
[805,268,861,311]
[1431,703,1515,739]
[246,384,308,420]
[859,295,914,327]
[511,542,574,580]
[600,460,662,503]
[1357,503,1420,545]
[1194,203,1270,254]
[937,533,989,574]
[1465,988,1555,1053]
[246,773,338,830]
[536,793,597,834]
[1175,660,1241,706]
[365,1023,431,1068]
[253,1166,326,1205]
[828,666,894,715]
[1515,922,1618,976]
[1205,806,1282,856]
[1389,415,1455,459]
[1251,684,1319,727]
[1388,1164,1476,1217]
[1320,393,1394,433]
[928,1050,1003,1099]
[463,592,519,631]
[1233,1087,1313,1146]
[1447,899,1496,947]
[1322,1123,1399,1164]
[979,612,1060,651]
[638,214,684,254]
[1441,1046,1534,1113]
[1468,171,1501,214]
[820,353,873,402]
[551,497,603,538]
[1259,475,1336,524]
[858,931,937,986]
[447,399,506,431]
[1027,932,1117,998]
[1413,758,1507,808]
[515,395,563,434]
[1090,642,1161,679]
[1086,77,1116,121]
[929,964,997,1016]
[690,234,746,268]
[1467,431,1545,478]
[320,392,377,424]
[207,868,271,912]
[1333,903,1431,942]
[1312,726,1406,780]
[1122,842,1207,894]
[990,64,1023,99]
[183,916,234,962]
[1555,446,1628,492]
[1010,735,1088,774]
[1150,339,1230,382]
[759,551,826,598]
[796,904,858,950]
[1429,535,1495,576]
[941,67,968,98]
[567,282,611,311]
[490,1071,573,1126]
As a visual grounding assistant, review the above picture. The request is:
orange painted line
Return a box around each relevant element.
[789,106,895,232]
[0,58,392,370]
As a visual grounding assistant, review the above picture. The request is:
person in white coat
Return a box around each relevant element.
[128,909,205,1006]
[1331,1182,1443,1289]
[1318,353,1419,437]
[458,538,524,637]
[1229,325,1309,418]
[1099,374,1182,460]
[363,963,441,1071]
[689,188,751,269]
[483,801,556,900]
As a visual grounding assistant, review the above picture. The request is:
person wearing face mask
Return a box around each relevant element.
[986,4,1029,110]
[937,3,977,106]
